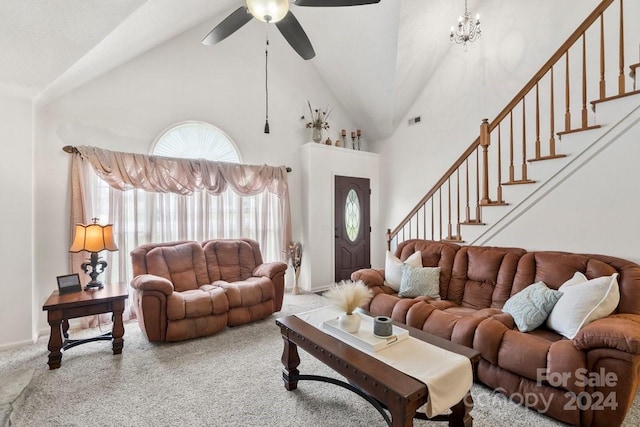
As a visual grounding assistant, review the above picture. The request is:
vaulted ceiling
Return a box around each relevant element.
[0,1,576,140]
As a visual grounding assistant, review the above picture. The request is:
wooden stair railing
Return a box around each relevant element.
[387,0,637,250]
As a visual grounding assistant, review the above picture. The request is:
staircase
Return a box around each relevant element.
[387,0,640,250]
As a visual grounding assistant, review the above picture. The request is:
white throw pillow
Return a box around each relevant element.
[384,250,422,291]
[398,264,441,299]
[546,272,620,339]
[502,282,563,332]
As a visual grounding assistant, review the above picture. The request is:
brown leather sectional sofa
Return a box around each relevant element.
[352,239,640,426]
[130,239,287,342]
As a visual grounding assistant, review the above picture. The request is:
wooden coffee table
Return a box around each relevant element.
[42,283,128,369]
[276,314,480,427]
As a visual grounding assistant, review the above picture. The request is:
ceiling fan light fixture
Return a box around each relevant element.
[246,0,290,23]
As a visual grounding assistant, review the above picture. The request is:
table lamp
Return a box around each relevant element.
[69,218,118,290]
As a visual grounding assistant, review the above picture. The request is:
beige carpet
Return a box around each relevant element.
[1,292,638,427]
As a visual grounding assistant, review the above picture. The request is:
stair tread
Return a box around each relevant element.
[528,154,567,162]
[591,89,640,106]
[443,236,465,243]
[557,125,601,137]
[502,180,535,186]
[479,200,508,206]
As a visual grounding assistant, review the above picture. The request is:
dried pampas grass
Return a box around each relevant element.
[324,280,373,314]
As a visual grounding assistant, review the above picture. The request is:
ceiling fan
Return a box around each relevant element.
[202,0,381,60]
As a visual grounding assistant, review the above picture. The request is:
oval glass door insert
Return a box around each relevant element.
[345,189,361,242]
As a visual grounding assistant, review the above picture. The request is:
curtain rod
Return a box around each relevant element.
[62,145,292,173]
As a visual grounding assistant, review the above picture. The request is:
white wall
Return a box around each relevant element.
[28,19,360,340]
[0,93,34,348]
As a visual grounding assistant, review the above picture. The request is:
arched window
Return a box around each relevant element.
[151,121,241,162]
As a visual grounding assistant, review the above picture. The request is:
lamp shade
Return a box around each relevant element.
[69,223,118,253]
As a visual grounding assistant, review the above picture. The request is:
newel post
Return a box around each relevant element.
[480,119,492,205]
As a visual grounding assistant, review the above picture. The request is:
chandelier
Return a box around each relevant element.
[450,0,481,47]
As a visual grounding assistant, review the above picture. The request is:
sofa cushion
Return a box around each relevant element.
[214,277,275,308]
[448,246,524,309]
[546,272,620,339]
[215,277,276,326]
[203,240,258,282]
[399,264,440,298]
[497,329,553,382]
[502,281,562,332]
[165,315,228,342]
[145,242,210,292]
[546,339,587,394]
[166,287,229,321]
[512,252,617,293]
[474,317,510,365]
[384,250,422,291]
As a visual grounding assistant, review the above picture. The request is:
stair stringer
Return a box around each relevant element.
[462,93,640,247]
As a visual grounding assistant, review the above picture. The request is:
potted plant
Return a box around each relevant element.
[304,101,332,143]
[324,280,373,333]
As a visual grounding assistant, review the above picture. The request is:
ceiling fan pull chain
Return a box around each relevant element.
[264,31,270,134]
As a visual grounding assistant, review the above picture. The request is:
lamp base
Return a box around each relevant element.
[80,252,108,291]
[84,280,104,291]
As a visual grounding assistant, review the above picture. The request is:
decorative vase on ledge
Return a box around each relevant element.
[338,312,361,333]
[312,127,322,143]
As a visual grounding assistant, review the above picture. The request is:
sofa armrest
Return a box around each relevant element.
[253,261,288,279]
[351,268,385,289]
[130,274,174,296]
[573,314,640,355]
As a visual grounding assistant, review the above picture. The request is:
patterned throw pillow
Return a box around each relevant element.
[398,264,441,299]
[502,282,563,332]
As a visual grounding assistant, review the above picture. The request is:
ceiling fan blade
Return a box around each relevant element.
[294,0,380,6]
[275,12,316,60]
[202,6,252,45]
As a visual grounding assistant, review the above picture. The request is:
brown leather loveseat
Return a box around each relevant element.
[130,238,287,342]
[352,239,640,426]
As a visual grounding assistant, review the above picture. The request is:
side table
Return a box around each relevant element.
[42,282,129,369]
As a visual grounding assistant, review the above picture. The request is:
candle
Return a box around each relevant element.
[356,129,361,136]
[351,131,356,138]
[341,129,346,136]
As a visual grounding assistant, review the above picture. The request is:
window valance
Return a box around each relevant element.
[75,145,289,198]
[71,145,292,252]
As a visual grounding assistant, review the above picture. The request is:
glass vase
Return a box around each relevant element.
[312,127,322,143]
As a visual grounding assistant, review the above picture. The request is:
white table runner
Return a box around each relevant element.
[295,306,473,417]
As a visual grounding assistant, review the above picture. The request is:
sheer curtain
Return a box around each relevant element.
[68,146,291,324]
